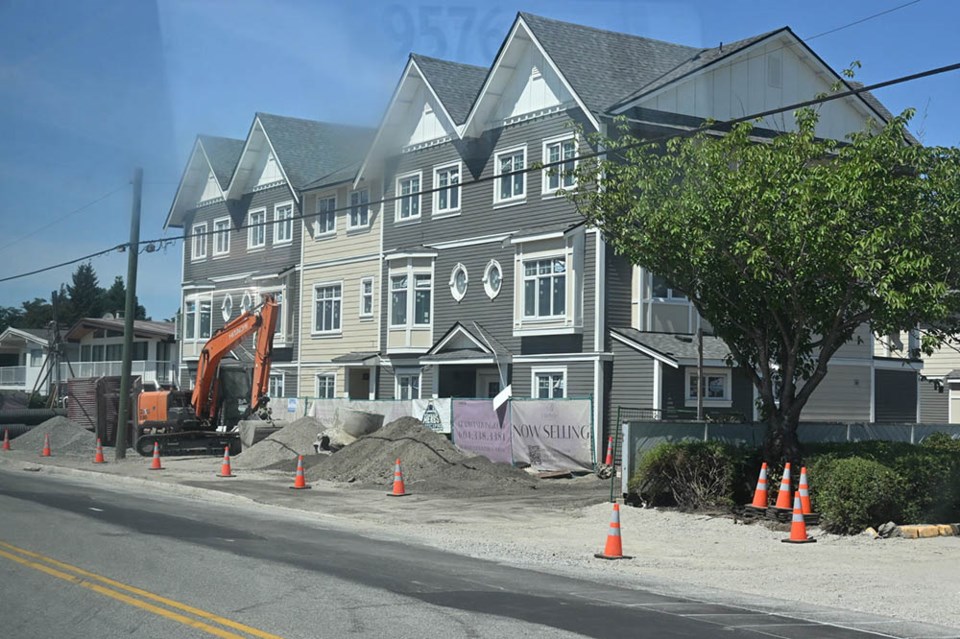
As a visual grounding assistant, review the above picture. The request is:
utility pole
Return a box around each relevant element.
[696,327,704,422]
[116,168,142,459]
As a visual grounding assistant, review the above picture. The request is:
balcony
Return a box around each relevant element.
[59,361,176,386]
[0,366,26,387]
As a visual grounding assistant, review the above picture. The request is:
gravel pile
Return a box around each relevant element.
[13,416,96,455]
[309,417,536,493]
[232,416,324,469]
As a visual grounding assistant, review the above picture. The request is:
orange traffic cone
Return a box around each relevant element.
[782,494,816,544]
[749,462,769,509]
[774,462,792,510]
[217,446,235,478]
[595,503,632,560]
[604,435,614,466]
[289,455,310,489]
[387,458,408,497]
[798,466,813,514]
[41,433,51,457]
[93,438,106,464]
[2,428,10,451]
[148,441,163,470]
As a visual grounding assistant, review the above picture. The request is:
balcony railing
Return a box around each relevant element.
[59,361,176,384]
[0,366,26,386]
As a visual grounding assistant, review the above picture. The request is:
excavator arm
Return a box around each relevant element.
[191,294,279,422]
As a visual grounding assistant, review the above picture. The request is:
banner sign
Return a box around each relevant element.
[412,398,452,434]
[510,399,593,471]
[451,400,512,464]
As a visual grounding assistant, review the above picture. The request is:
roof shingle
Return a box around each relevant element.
[197,135,245,189]
[410,54,487,124]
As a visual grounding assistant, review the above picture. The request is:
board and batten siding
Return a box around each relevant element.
[605,252,634,339]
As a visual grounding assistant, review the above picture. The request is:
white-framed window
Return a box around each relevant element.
[390,274,408,326]
[542,136,577,193]
[184,299,196,340]
[359,277,374,318]
[240,291,253,313]
[315,195,336,238]
[495,146,526,203]
[274,202,294,244]
[388,262,433,330]
[191,222,207,261]
[414,274,431,325]
[483,260,502,299]
[261,288,286,342]
[685,368,733,408]
[396,370,420,400]
[523,257,566,318]
[396,172,421,221]
[349,189,370,229]
[433,162,461,216]
[449,263,468,302]
[316,373,336,399]
[183,295,212,341]
[313,283,342,334]
[221,294,233,322]
[268,373,284,399]
[248,209,266,249]
[199,299,212,339]
[212,217,230,256]
[532,368,566,399]
[651,274,687,301]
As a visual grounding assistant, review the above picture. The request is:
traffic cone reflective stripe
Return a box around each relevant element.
[782,493,816,544]
[41,433,51,457]
[798,466,813,514]
[388,458,408,496]
[217,446,235,477]
[750,462,769,508]
[148,442,163,470]
[604,435,614,466]
[595,503,631,560]
[289,455,310,489]
[93,438,105,464]
[774,462,792,510]
[2,429,10,451]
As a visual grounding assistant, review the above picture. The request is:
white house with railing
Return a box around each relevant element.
[0,327,58,392]
[63,317,178,389]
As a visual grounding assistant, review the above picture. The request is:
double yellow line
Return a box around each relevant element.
[0,540,286,639]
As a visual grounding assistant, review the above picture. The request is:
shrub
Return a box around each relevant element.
[629,441,741,510]
[920,431,960,453]
[809,457,905,535]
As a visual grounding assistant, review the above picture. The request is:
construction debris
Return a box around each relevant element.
[12,416,96,455]
[232,416,324,469]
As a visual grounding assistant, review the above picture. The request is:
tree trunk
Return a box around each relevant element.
[763,412,802,464]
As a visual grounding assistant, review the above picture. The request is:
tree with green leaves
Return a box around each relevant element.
[569,108,960,461]
[64,262,104,324]
[103,276,147,320]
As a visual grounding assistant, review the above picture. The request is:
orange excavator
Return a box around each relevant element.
[135,294,279,456]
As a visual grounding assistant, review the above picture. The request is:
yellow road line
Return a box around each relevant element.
[0,541,286,639]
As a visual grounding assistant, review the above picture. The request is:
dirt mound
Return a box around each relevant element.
[308,417,536,493]
[13,416,96,455]
[232,416,324,469]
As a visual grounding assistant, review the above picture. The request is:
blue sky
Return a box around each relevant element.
[0,0,956,320]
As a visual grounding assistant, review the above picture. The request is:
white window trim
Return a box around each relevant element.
[359,276,375,319]
[395,369,422,400]
[315,372,337,399]
[395,170,423,223]
[649,273,688,304]
[483,259,502,299]
[684,367,733,409]
[521,254,568,320]
[212,216,231,257]
[314,193,337,239]
[312,281,343,337]
[268,372,285,399]
[387,264,433,330]
[449,263,468,302]
[273,201,295,245]
[432,161,462,218]
[191,222,208,261]
[183,293,213,342]
[260,285,287,343]
[512,231,584,337]
[220,293,234,322]
[348,189,370,230]
[247,208,267,250]
[541,134,578,195]
[494,145,527,205]
[531,366,567,399]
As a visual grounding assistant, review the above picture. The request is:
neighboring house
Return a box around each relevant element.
[350,12,921,455]
[880,330,955,422]
[63,317,177,389]
[165,115,369,401]
[0,327,55,392]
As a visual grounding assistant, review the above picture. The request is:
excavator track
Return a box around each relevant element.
[136,429,241,457]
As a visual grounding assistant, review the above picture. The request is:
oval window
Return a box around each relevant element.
[240,291,253,313]
[450,263,468,302]
[221,294,234,321]
[483,260,502,299]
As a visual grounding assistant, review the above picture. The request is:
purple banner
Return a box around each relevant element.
[452,399,512,464]
[510,399,593,471]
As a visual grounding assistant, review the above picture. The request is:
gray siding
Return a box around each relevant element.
[874,369,918,423]
[511,360,594,399]
[661,365,752,421]
[607,340,655,427]
[183,363,298,401]
[919,377,948,422]
[605,251,633,342]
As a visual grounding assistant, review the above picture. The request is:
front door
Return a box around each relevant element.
[476,372,501,398]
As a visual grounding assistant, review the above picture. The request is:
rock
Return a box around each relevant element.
[862,527,880,539]
[878,521,899,538]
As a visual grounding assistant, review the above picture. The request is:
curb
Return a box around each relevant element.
[897,524,959,539]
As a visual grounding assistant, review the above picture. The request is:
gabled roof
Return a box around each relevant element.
[64,318,175,342]
[611,327,733,366]
[519,12,699,113]
[409,54,487,124]
[197,135,245,189]
[253,113,374,190]
[0,327,50,348]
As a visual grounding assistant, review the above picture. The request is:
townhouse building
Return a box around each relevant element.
[166,115,367,401]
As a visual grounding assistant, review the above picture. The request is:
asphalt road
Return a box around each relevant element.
[0,467,940,639]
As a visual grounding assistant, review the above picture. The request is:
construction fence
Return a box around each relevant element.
[616,418,960,497]
[292,396,595,472]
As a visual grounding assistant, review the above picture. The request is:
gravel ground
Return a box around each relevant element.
[2,450,957,631]
[9,416,96,456]
[232,416,323,469]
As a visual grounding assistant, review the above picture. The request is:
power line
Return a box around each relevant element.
[1,58,958,285]
[805,0,923,41]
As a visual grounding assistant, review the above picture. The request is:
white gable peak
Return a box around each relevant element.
[198,169,222,204]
